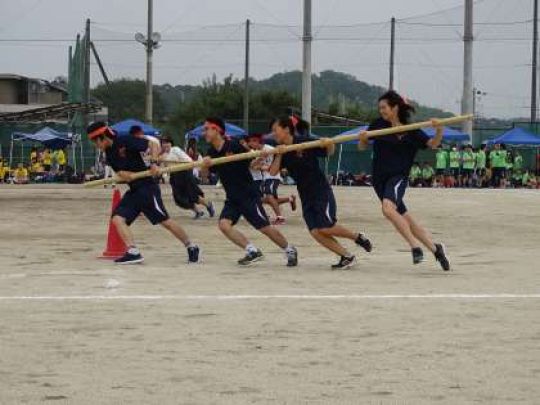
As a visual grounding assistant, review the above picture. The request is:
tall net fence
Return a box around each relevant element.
[88,0,537,119]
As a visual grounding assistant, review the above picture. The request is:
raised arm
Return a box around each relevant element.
[426,119,444,150]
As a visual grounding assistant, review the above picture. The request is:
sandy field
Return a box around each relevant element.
[0,184,539,405]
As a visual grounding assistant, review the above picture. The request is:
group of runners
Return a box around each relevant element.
[86,90,450,271]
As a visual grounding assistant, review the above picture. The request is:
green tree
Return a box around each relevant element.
[92,79,166,123]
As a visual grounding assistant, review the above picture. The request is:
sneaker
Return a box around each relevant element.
[412,247,424,265]
[272,216,286,225]
[286,246,298,267]
[331,255,357,270]
[187,245,200,263]
[434,243,450,271]
[193,211,204,220]
[290,195,297,211]
[238,249,264,266]
[115,252,144,265]
[355,233,373,253]
[206,202,216,218]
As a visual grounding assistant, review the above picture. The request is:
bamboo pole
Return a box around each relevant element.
[84,114,472,188]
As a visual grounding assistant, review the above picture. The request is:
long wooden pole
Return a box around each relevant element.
[84,114,472,188]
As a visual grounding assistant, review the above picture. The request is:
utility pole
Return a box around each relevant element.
[302,0,312,123]
[389,17,396,90]
[135,0,160,124]
[531,0,539,123]
[145,0,154,123]
[243,19,250,133]
[461,0,474,142]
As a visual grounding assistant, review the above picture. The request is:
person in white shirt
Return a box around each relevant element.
[160,137,215,219]
[245,134,296,225]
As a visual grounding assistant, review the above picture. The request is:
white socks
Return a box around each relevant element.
[246,243,258,254]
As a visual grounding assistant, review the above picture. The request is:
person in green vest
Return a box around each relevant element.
[421,162,435,187]
[461,144,476,188]
[448,146,461,187]
[475,144,487,187]
[489,143,508,188]
[409,162,422,187]
[434,146,448,187]
[513,151,523,172]
[511,169,523,188]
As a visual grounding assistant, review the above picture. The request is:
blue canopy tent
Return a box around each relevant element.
[185,122,246,141]
[111,119,161,137]
[10,127,74,172]
[336,125,469,144]
[486,127,540,146]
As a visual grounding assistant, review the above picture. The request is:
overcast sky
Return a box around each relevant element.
[0,0,535,119]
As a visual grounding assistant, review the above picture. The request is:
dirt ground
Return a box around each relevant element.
[0,184,539,405]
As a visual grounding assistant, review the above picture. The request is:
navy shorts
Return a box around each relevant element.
[301,188,337,231]
[263,179,281,198]
[220,197,270,230]
[114,183,169,225]
[462,168,474,177]
[373,175,408,215]
[435,168,446,176]
[253,180,263,197]
[450,168,460,177]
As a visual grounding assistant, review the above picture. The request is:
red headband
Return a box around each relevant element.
[88,126,112,140]
[205,122,224,135]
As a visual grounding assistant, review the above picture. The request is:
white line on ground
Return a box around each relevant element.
[0,294,539,301]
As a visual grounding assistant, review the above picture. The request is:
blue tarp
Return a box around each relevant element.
[13,127,72,149]
[186,122,246,139]
[111,119,161,137]
[337,125,469,144]
[487,127,540,146]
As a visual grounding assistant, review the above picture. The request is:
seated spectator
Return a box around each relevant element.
[42,148,52,171]
[0,158,7,183]
[409,162,422,187]
[511,170,523,188]
[421,162,435,187]
[522,170,537,189]
[13,163,29,184]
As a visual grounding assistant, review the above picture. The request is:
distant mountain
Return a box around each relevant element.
[155,70,452,123]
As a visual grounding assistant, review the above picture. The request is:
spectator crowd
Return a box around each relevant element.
[0,147,68,184]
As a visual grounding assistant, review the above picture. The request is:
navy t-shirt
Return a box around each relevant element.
[105,136,154,189]
[280,136,331,201]
[368,118,430,182]
[207,138,259,201]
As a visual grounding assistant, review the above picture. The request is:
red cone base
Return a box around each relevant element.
[99,188,127,259]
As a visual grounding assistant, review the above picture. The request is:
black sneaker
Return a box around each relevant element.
[114,252,144,265]
[331,255,357,270]
[206,202,216,218]
[434,243,450,271]
[286,246,298,267]
[187,245,200,263]
[238,249,263,266]
[355,233,373,253]
[412,247,424,265]
[193,211,204,220]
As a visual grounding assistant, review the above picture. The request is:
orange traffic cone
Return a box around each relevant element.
[100,188,127,259]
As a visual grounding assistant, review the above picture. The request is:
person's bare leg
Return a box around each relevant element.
[276,196,291,205]
[258,225,288,249]
[198,196,209,207]
[218,219,249,249]
[263,196,281,217]
[112,215,135,246]
[160,218,191,245]
[310,229,350,257]
[381,199,421,248]
[403,213,436,253]
[317,224,359,241]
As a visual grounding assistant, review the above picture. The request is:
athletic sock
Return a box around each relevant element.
[185,241,196,249]
[127,246,140,255]
[284,244,295,253]
[246,243,258,254]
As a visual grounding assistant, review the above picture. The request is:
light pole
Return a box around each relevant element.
[135,0,161,124]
